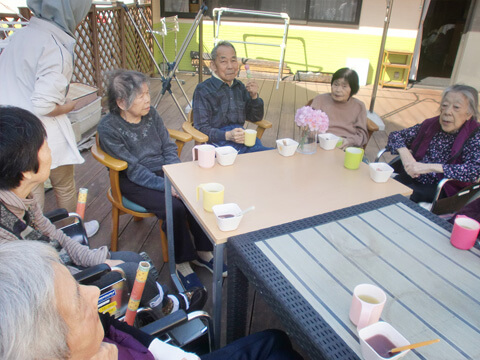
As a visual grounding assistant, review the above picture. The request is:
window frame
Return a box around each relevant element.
[162,0,363,26]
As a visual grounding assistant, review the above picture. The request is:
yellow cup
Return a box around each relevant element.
[344,147,364,170]
[244,129,257,147]
[196,183,225,212]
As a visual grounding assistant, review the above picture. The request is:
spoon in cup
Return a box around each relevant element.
[217,206,255,219]
[389,339,440,354]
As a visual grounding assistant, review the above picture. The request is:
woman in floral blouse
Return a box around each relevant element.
[385,84,480,203]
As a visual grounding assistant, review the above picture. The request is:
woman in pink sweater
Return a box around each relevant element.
[311,68,368,149]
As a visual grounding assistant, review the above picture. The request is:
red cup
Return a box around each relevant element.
[450,215,480,250]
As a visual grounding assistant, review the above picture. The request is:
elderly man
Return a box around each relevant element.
[0,241,303,360]
[192,41,271,153]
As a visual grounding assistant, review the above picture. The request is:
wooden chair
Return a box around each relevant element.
[306,98,379,148]
[91,130,192,262]
[375,148,480,215]
[182,110,273,144]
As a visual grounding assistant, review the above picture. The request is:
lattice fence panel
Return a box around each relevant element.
[123,5,154,75]
[72,3,154,95]
[0,13,28,39]
[74,11,96,86]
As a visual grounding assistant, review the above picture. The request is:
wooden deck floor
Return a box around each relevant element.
[45,74,443,357]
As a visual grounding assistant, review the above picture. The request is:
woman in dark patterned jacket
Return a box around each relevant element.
[385,84,480,203]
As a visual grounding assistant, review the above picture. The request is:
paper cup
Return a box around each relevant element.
[350,284,386,329]
[276,138,299,156]
[359,321,410,360]
[318,133,340,150]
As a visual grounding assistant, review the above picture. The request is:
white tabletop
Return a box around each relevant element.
[163,148,412,244]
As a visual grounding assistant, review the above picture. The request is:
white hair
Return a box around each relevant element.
[0,241,70,360]
[211,41,236,61]
[441,84,480,119]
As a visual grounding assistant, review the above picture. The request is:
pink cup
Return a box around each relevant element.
[192,144,216,169]
[450,215,480,250]
[349,284,387,329]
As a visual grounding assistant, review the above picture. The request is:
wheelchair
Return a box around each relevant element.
[46,209,213,354]
[375,148,480,215]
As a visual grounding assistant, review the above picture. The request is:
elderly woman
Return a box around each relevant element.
[0,241,303,359]
[98,70,221,291]
[385,84,480,203]
[0,0,99,236]
[311,68,368,149]
[0,106,206,320]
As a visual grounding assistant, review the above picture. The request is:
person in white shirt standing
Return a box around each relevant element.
[0,0,99,236]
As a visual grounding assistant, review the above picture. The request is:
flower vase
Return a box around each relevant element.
[296,127,317,154]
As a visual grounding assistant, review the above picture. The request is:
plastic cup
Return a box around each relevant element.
[344,147,364,170]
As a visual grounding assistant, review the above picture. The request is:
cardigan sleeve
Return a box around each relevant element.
[32,201,110,267]
[385,124,422,154]
[152,110,180,166]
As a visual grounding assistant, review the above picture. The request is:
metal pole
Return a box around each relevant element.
[137,6,191,110]
[199,3,204,83]
[277,15,289,89]
[369,0,394,113]
[153,4,207,111]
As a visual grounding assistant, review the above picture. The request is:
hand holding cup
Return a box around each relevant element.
[227,128,245,144]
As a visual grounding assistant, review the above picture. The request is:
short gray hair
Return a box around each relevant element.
[0,241,69,360]
[441,84,479,119]
[211,41,236,61]
[107,69,150,115]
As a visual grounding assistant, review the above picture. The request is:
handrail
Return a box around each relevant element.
[212,7,290,89]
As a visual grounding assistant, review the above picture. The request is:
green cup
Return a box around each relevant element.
[344,147,364,170]
[336,137,344,148]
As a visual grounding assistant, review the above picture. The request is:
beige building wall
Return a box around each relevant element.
[451,0,480,90]
[360,0,422,30]
[152,0,161,23]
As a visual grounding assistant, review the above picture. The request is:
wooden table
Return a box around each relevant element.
[163,148,412,348]
[227,195,480,359]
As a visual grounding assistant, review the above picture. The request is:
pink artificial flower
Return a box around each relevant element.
[294,106,329,133]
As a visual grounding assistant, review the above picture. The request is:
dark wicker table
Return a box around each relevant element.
[227,195,480,359]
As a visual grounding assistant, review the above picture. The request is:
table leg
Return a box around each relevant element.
[212,242,225,349]
[165,176,184,292]
[226,244,249,343]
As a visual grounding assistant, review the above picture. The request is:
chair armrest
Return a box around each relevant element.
[248,119,272,130]
[44,208,69,223]
[91,143,128,172]
[168,129,192,143]
[375,148,388,162]
[140,309,188,336]
[182,122,209,144]
[74,263,111,284]
[431,178,452,209]
[367,118,379,133]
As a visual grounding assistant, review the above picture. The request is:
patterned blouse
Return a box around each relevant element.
[385,123,480,184]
